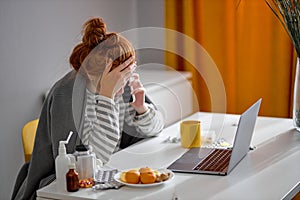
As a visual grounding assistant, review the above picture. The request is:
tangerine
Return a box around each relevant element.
[125,170,140,184]
[140,171,157,184]
[139,167,153,174]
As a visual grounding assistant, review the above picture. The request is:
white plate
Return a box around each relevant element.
[114,168,174,187]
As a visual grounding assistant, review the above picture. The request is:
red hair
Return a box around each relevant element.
[69,17,135,73]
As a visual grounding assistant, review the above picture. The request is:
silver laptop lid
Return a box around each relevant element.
[227,98,262,173]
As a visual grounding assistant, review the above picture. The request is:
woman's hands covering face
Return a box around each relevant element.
[99,57,136,99]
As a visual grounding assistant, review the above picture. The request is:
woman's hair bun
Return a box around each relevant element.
[69,17,135,72]
[82,18,106,48]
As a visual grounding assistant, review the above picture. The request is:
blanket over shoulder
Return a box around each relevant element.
[11,70,155,200]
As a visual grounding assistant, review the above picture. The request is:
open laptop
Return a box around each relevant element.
[167,98,262,176]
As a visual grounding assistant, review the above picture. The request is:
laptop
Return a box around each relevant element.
[167,98,262,176]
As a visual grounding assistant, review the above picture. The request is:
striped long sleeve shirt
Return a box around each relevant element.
[81,89,164,164]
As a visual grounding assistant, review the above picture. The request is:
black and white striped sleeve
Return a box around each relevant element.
[125,103,164,137]
[82,93,120,164]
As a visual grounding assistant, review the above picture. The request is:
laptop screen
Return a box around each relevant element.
[227,99,261,172]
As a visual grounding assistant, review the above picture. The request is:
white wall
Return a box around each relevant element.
[0,0,164,198]
[136,0,165,65]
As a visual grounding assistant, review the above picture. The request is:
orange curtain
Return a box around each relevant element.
[165,0,296,117]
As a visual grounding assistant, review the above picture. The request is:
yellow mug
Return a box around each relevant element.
[180,120,201,148]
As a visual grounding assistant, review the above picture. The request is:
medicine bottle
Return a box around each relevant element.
[66,160,79,192]
[73,144,96,180]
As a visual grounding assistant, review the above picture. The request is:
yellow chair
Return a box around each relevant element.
[22,119,39,162]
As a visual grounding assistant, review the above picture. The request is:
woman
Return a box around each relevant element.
[12,17,164,200]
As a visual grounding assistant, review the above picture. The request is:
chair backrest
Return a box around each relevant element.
[22,119,39,162]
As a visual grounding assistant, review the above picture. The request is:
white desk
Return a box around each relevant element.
[37,112,300,200]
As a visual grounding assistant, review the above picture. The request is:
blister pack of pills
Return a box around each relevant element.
[93,169,124,190]
[95,169,118,183]
[92,181,124,190]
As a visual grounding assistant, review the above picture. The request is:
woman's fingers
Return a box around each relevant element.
[128,73,139,82]
[131,87,145,95]
[99,57,137,98]
[103,59,113,74]
[128,73,142,87]
[115,56,134,72]
[129,73,139,80]
[124,62,137,74]
[110,59,136,82]
[120,63,136,84]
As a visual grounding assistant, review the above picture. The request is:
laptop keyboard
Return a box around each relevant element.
[193,148,232,173]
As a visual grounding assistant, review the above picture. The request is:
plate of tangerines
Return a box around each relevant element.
[114,167,174,187]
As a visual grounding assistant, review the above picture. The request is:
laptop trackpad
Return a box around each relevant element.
[168,148,212,170]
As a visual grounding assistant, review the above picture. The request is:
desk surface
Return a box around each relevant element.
[37,112,300,200]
